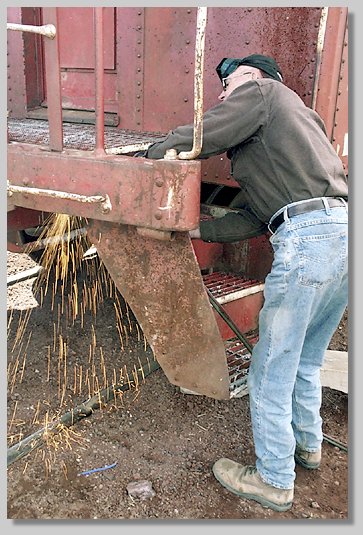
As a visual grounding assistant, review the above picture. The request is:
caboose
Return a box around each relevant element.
[7,6,348,400]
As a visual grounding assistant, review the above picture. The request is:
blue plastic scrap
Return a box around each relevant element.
[78,462,118,477]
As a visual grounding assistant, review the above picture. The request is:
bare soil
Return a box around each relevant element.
[7,250,349,521]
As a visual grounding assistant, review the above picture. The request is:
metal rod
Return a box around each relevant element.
[7,266,44,286]
[178,7,207,160]
[7,358,160,467]
[94,7,105,154]
[42,8,63,151]
[206,287,255,354]
[7,182,112,214]
[311,7,329,110]
[323,433,348,452]
[7,22,56,39]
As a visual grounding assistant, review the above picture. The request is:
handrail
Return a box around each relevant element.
[7,11,63,151]
[178,7,208,160]
[7,22,56,39]
[94,7,106,154]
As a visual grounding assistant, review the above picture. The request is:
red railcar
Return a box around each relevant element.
[7,7,348,399]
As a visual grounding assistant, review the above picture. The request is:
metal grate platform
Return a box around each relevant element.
[225,333,258,397]
[7,118,166,152]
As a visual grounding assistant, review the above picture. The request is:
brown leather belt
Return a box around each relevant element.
[269,197,347,233]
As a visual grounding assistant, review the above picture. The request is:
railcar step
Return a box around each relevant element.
[203,272,264,305]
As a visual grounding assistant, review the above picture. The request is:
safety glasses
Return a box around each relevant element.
[221,72,253,90]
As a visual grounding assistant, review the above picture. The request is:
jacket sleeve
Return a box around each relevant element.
[199,209,268,243]
[146,82,267,160]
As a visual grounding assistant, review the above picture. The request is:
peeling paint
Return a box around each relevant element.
[158,186,174,219]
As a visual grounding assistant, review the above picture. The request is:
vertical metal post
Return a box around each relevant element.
[42,8,63,152]
[94,7,105,154]
[178,6,208,160]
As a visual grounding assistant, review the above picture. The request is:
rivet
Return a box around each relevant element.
[137,40,141,45]
[245,40,250,45]
[155,178,164,187]
[185,69,190,73]
[23,179,29,185]
[136,108,141,112]
[154,212,162,220]
[184,98,188,102]
[186,40,190,44]
[187,9,191,13]
[136,94,141,99]
[137,81,141,85]
[137,25,142,30]
[138,11,142,15]
[137,53,141,58]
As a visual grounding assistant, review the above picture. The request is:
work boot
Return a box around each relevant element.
[295,445,321,469]
[212,458,293,512]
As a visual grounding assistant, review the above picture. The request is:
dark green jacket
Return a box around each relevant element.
[147,79,348,242]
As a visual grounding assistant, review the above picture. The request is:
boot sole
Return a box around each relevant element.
[212,466,293,513]
[294,455,320,470]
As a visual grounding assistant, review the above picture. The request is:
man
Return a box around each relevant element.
[143,54,348,512]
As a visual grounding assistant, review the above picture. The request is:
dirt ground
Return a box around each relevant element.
[6,248,349,521]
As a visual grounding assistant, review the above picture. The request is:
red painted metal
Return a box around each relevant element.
[7,207,49,253]
[116,7,323,186]
[7,7,27,118]
[314,7,348,174]
[222,235,274,282]
[42,8,63,151]
[191,239,223,270]
[87,220,230,400]
[7,207,47,230]
[7,144,201,231]
[204,273,264,338]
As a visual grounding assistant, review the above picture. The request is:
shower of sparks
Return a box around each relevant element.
[7,213,154,470]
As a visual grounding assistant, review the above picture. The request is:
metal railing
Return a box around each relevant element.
[7,9,63,151]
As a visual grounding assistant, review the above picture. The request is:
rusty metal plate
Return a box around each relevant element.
[87,220,230,400]
[7,143,201,231]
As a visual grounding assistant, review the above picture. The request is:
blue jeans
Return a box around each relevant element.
[247,200,348,490]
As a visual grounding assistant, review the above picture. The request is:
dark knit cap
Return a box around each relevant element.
[216,54,283,83]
